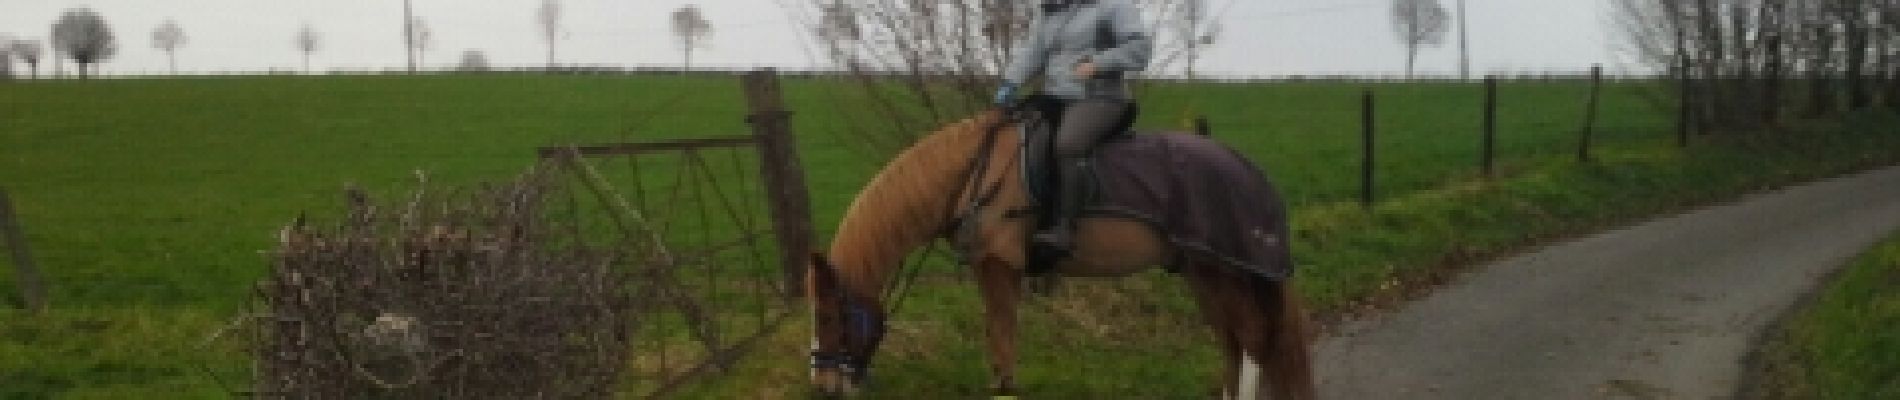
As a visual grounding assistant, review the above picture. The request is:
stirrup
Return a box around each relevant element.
[1031,228,1073,254]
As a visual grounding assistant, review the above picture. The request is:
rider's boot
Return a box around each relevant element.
[1032,159,1088,254]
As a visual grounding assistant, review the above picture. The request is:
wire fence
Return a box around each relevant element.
[4,63,1664,83]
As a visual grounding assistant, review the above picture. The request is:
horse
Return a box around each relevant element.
[806,109,1315,399]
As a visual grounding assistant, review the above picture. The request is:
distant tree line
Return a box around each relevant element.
[1613,0,1900,130]
[3,2,719,78]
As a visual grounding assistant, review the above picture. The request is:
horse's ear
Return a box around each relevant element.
[810,253,831,274]
[809,253,838,289]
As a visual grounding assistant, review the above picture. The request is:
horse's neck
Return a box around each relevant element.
[828,118,1015,300]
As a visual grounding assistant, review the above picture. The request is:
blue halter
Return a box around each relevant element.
[810,301,878,383]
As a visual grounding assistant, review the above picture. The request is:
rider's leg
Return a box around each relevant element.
[1034,100,1129,251]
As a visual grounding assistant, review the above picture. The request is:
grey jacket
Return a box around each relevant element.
[1003,0,1154,101]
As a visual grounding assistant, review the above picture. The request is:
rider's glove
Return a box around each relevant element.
[993,83,1019,107]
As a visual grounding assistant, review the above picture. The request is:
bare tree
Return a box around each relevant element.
[812,1,862,67]
[11,40,42,78]
[9,40,41,78]
[1829,0,1876,109]
[403,0,415,73]
[457,49,491,72]
[1609,0,1899,129]
[1391,0,1451,78]
[1457,0,1470,79]
[671,5,714,69]
[407,18,433,70]
[152,19,186,74]
[538,0,560,68]
[793,0,1213,156]
[1166,0,1219,78]
[295,25,321,73]
[50,7,117,78]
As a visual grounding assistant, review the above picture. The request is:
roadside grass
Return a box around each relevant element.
[0,75,1890,398]
[1752,219,1900,399]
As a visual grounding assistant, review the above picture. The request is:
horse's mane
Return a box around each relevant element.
[828,113,1005,298]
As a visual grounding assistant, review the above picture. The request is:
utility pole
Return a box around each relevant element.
[1458,0,1470,80]
[404,0,416,73]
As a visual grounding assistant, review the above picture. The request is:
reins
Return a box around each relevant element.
[879,110,1022,318]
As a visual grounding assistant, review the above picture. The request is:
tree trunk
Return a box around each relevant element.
[1762,35,1784,125]
[303,53,311,74]
[1846,23,1872,110]
[1807,65,1833,118]
[1457,0,1469,80]
[404,0,416,74]
[1695,0,1723,133]
[1760,1,1788,126]
[168,52,177,75]
[1888,61,1900,112]
[1405,45,1418,79]
[1803,21,1835,119]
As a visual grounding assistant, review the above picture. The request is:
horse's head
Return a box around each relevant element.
[807,253,888,398]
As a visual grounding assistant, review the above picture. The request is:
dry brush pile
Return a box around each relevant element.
[257,167,638,398]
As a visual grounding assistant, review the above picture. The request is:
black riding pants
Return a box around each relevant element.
[1053,100,1133,159]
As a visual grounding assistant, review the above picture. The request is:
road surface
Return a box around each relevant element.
[1316,165,1900,399]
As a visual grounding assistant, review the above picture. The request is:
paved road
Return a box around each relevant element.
[1316,165,1900,399]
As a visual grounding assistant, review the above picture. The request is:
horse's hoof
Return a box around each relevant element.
[991,384,1019,399]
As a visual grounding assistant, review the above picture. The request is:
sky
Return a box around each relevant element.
[0,0,1626,77]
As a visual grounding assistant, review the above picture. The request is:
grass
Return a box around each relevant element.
[0,74,1894,398]
[1751,228,1900,400]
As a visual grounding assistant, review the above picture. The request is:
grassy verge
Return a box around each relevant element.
[1295,113,1900,316]
[1749,225,1900,399]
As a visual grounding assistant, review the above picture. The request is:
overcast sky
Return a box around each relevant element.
[0,0,1626,77]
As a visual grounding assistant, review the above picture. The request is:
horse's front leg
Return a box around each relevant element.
[973,256,1023,398]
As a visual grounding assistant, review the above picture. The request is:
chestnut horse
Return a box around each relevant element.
[806,111,1314,399]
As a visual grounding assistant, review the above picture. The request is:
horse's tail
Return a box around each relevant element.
[1252,275,1316,399]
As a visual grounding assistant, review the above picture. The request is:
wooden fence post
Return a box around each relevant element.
[742,69,813,298]
[1361,90,1376,208]
[1580,65,1603,162]
[0,187,47,313]
[1677,59,1692,148]
[1482,77,1498,177]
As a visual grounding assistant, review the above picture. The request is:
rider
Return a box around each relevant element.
[993,0,1153,252]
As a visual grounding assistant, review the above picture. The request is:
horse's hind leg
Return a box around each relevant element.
[1258,280,1316,400]
[1182,262,1242,398]
[973,256,1023,397]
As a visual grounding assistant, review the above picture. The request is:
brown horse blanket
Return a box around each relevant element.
[1086,133,1293,280]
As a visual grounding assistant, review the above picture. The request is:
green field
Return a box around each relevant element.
[1,75,1896,398]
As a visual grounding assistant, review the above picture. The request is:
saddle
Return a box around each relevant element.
[1016,96,1136,211]
[1002,99,1296,283]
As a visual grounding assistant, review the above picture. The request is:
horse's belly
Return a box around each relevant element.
[1057,218,1168,277]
